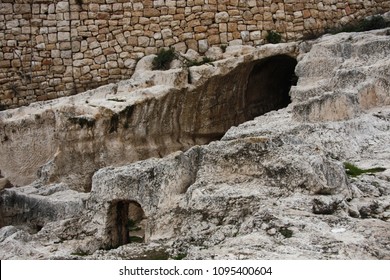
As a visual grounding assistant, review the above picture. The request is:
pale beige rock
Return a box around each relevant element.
[292,29,390,122]
[215,12,229,23]
[182,48,201,61]
[205,46,223,61]
[1,29,390,261]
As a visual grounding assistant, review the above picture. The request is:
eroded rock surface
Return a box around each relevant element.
[1,29,390,259]
[0,43,297,192]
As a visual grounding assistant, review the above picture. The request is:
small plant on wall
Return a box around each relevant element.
[344,162,386,177]
[152,47,176,70]
[266,31,282,44]
[75,0,84,6]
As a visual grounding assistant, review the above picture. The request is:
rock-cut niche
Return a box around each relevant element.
[245,55,298,120]
[107,200,147,248]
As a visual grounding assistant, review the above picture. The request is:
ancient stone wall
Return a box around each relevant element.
[1,0,389,109]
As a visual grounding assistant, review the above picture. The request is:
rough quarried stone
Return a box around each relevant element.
[1,1,389,110]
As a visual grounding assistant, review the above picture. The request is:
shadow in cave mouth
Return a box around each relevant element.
[108,200,147,248]
[245,55,298,120]
[184,54,298,146]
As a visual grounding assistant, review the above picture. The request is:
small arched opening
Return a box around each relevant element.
[245,55,298,120]
[107,200,147,248]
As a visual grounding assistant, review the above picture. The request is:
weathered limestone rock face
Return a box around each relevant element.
[0,183,87,233]
[0,43,298,191]
[1,28,390,259]
[292,29,390,122]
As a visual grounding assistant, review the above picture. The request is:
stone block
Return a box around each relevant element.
[58,32,70,42]
[220,32,228,44]
[98,69,109,77]
[36,43,46,50]
[304,18,317,30]
[247,0,257,7]
[6,20,19,29]
[138,36,150,47]
[243,11,253,21]
[198,39,208,53]
[161,28,173,39]
[227,23,238,32]
[164,38,176,47]
[51,66,66,74]
[172,42,187,53]
[0,61,11,68]
[303,10,311,18]
[93,47,103,56]
[15,4,30,14]
[116,33,127,47]
[73,59,93,67]
[201,12,215,19]
[194,26,208,33]
[0,4,13,15]
[294,11,303,18]
[72,41,81,52]
[56,2,70,13]
[51,50,61,58]
[215,11,229,23]
[208,34,220,45]
[154,0,165,7]
[48,33,57,43]
[133,2,144,11]
[229,39,242,46]
[219,23,228,32]
[61,50,72,59]
[249,30,261,41]
[105,61,118,69]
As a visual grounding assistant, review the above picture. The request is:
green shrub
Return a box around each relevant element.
[279,227,293,238]
[344,162,386,177]
[152,47,176,70]
[266,31,282,44]
[172,253,187,260]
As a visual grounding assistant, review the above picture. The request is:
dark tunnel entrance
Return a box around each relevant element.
[107,200,147,248]
[245,55,298,120]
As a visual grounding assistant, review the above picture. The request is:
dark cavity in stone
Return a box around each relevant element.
[245,55,297,120]
[108,200,146,248]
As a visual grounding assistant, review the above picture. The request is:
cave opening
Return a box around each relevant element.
[108,200,147,248]
[245,55,298,120]
[185,54,298,146]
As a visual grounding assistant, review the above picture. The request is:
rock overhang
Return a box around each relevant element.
[0,42,299,191]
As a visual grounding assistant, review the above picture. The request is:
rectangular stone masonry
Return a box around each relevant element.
[0,0,389,109]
